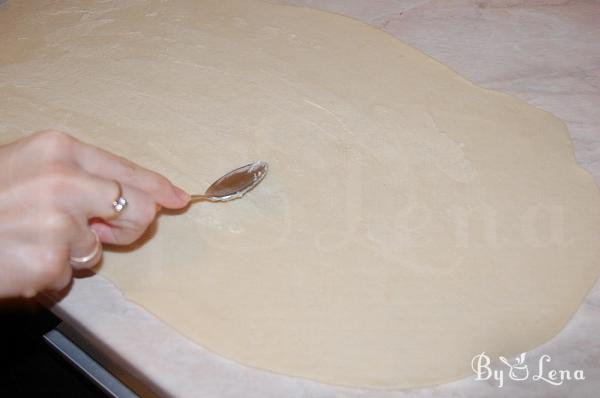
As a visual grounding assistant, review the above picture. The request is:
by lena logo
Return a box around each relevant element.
[471,352,585,388]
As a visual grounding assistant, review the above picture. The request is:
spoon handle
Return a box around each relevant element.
[189,194,224,203]
[189,194,210,202]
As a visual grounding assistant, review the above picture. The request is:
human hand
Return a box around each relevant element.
[0,130,190,298]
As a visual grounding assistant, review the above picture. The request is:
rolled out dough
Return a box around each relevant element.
[1,0,600,389]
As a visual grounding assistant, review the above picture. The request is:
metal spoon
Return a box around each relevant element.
[189,160,269,203]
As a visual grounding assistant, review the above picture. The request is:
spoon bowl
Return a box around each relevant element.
[189,161,269,203]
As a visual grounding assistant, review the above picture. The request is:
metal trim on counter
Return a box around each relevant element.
[44,326,139,398]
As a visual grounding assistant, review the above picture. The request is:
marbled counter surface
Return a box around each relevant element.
[48,1,600,397]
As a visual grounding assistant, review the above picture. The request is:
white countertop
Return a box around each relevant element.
[49,1,600,396]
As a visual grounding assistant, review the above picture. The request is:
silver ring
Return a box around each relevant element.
[69,230,101,268]
[112,182,128,214]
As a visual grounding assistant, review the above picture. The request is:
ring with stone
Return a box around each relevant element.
[112,181,128,215]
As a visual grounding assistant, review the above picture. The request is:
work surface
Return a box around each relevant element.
[45,1,600,396]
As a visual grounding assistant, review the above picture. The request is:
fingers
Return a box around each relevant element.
[38,163,160,252]
[39,164,156,227]
[41,166,124,222]
[71,137,190,209]
[89,183,159,245]
[39,211,103,273]
[0,244,47,298]
[22,181,149,294]
[29,217,103,294]
[71,173,134,222]
[2,243,73,298]
[51,173,159,247]
[46,256,73,292]
[32,243,72,294]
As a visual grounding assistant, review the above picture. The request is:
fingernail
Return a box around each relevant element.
[173,185,190,202]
